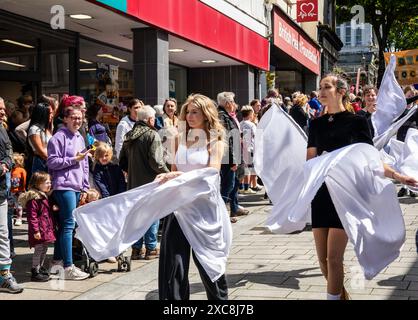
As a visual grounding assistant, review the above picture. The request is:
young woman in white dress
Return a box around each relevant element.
[156,94,228,300]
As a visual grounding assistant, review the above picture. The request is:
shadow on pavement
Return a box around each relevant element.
[144,268,322,300]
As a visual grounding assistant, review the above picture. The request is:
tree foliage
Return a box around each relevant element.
[387,17,418,51]
[336,0,418,86]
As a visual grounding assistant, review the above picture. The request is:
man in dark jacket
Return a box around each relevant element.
[217,92,248,221]
[0,97,23,293]
[119,105,169,260]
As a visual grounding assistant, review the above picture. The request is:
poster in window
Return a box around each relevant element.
[169,79,176,98]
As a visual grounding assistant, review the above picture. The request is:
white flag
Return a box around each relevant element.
[372,54,407,137]
[73,167,232,282]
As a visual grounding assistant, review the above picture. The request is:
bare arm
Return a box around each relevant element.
[306,147,317,161]
[383,163,418,186]
[208,140,224,170]
[29,134,48,160]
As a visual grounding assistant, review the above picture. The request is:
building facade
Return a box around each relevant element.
[0,0,270,109]
[335,22,379,86]
[268,0,341,98]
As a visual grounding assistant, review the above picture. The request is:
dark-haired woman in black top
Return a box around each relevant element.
[307,74,417,300]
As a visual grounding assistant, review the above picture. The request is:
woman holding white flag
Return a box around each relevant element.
[308,74,417,300]
[155,94,228,300]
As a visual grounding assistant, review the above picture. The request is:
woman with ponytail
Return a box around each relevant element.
[307,74,417,300]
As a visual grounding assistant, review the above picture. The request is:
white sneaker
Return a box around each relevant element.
[49,260,64,274]
[243,188,256,194]
[14,219,22,226]
[63,265,89,280]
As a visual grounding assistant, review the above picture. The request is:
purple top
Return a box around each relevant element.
[47,127,90,192]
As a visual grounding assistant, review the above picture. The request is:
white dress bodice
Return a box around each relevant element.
[175,143,209,172]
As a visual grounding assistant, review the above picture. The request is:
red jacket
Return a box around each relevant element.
[20,190,56,248]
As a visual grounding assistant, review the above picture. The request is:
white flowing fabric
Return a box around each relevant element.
[373,105,418,150]
[372,54,407,138]
[254,104,309,234]
[73,167,232,282]
[255,104,405,280]
[382,129,418,193]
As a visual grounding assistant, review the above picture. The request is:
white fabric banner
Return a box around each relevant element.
[381,128,418,193]
[373,105,418,150]
[372,54,407,137]
[73,167,232,282]
[254,105,309,234]
[255,104,405,280]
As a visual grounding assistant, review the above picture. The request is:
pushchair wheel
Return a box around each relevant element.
[89,262,99,277]
[125,257,131,272]
[117,256,131,272]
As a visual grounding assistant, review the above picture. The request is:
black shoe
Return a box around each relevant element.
[39,266,50,276]
[398,187,407,197]
[31,268,49,282]
[410,191,417,198]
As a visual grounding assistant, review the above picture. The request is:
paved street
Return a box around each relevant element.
[1,187,418,300]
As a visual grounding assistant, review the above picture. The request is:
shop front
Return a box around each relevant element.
[1,0,269,122]
[271,6,321,98]
[0,9,76,105]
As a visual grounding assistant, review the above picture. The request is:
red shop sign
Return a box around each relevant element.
[273,10,320,74]
[296,0,318,23]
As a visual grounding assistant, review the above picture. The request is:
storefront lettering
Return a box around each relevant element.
[279,22,318,66]
[278,22,299,51]
[274,11,320,74]
[299,40,318,65]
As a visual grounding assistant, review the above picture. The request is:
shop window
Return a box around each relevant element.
[355,28,362,46]
[41,51,69,97]
[336,26,341,40]
[169,64,187,107]
[345,24,352,46]
[79,38,133,142]
[0,38,36,71]
[275,71,302,99]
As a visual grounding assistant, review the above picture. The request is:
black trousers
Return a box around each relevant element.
[158,213,228,300]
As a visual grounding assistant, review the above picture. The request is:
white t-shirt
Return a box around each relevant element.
[28,125,51,152]
[240,120,256,164]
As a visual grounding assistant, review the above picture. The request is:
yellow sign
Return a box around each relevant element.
[384,49,418,85]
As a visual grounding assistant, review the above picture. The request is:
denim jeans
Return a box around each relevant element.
[220,165,238,213]
[229,176,239,214]
[220,165,235,202]
[132,220,159,250]
[32,156,48,174]
[0,200,11,270]
[53,190,80,268]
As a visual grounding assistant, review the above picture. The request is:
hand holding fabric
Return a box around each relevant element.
[395,172,418,187]
[155,171,184,184]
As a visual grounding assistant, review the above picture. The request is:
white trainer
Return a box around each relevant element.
[64,265,89,280]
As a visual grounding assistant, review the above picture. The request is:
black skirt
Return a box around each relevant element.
[311,183,344,229]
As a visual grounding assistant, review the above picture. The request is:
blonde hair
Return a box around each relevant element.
[28,171,50,190]
[94,141,113,161]
[241,105,254,118]
[295,94,308,107]
[86,188,101,202]
[12,153,25,168]
[179,94,225,143]
[323,74,354,114]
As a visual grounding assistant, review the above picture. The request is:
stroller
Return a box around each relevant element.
[72,235,131,278]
